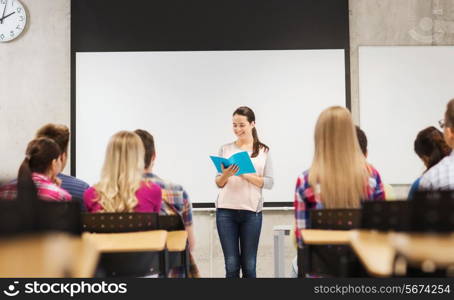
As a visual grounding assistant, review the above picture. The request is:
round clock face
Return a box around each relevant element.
[0,0,26,42]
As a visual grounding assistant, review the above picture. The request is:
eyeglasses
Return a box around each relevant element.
[439,119,445,129]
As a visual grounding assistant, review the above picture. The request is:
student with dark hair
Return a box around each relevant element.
[0,138,71,202]
[355,126,368,156]
[355,126,394,199]
[417,107,454,191]
[36,124,89,209]
[134,129,199,278]
[215,106,274,278]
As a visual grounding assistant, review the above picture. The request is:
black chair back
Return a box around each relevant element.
[81,212,158,233]
[361,200,410,231]
[81,212,161,277]
[309,209,362,230]
[299,208,364,277]
[158,215,184,231]
[411,191,454,233]
[36,200,82,235]
[0,199,81,236]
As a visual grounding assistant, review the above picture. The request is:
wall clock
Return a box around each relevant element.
[0,0,26,42]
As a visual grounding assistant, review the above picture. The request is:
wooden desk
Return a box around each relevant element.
[83,230,167,253]
[349,230,395,277]
[166,231,187,252]
[69,238,99,278]
[391,233,454,268]
[300,229,351,245]
[0,233,98,278]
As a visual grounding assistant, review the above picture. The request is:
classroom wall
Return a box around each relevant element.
[350,0,454,124]
[349,0,454,198]
[0,0,70,181]
[1,0,454,276]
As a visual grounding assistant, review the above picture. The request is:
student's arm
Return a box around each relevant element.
[371,167,385,200]
[407,178,421,200]
[186,225,196,253]
[418,173,433,191]
[294,174,307,249]
[239,151,274,189]
[181,189,196,252]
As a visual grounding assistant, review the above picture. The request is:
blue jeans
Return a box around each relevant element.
[216,208,262,278]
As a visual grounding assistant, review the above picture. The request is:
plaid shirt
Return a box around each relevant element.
[144,173,196,278]
[419,152,454,191]
[0,173,72,202]
[144,173,193,227]
[294,164,384,247]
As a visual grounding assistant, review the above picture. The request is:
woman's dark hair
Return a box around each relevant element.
[18,138,61,190]
[233,106,269,158]
[414,126,451,170]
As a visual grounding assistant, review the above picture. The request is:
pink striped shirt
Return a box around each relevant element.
[0,173,72,202]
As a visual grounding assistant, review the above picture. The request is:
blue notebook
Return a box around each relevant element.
[210,151,256,175]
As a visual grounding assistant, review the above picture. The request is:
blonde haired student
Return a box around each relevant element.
[84,131,162,213]
[294,106,384,248]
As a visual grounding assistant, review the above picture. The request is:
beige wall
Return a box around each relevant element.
[2,0,454,276]
[349,0,454,198]
[0,0,70,181]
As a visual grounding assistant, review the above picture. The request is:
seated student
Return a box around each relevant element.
[0,138,72,202]
[355,126,395,200]
[134,129,199,278]
[408,126,451,199]
[134,130,195,250]
[83,131,162,213]
[294,106,384,249]
[419,99,454,190]
[36,124,89,209]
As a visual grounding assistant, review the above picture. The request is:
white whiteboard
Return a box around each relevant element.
[359,46,454,184]
[76,50,345,203]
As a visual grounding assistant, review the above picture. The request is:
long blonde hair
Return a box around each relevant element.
[308,106,369,208]
[94,131,145,212]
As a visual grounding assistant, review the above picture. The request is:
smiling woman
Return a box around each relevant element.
[0,0,27,42]
[214,106,274,278]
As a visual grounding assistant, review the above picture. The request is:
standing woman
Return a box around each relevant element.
[294,106,384,249]
[84,131,162,213]
[215,106,274,278]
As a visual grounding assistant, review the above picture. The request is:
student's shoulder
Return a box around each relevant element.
[58,173,90,188]
[151,175,186,192]
[296,170,310,187]
[83,186,98,200]
[366,163,382,178]
[419,162,444,188]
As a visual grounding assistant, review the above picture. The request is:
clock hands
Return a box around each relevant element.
[0,0,8,24]
[0,11,15,23]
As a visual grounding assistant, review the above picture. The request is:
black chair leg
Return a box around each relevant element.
[183,249,190,278]
[301,246,311,278]
[339,255,348,277]
[160,249,169,278]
